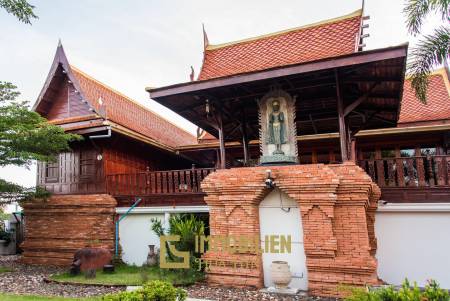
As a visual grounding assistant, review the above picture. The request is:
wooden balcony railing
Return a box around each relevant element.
[106,167,216,196]
[358,155,450,188]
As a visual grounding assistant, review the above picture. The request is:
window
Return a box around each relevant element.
[45,158,59,183]
[79,150,96,181]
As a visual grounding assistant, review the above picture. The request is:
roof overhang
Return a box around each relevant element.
[147,44,408,140]
[148,44,407,97]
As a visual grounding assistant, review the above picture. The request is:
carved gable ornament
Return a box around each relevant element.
[258,89,298,164]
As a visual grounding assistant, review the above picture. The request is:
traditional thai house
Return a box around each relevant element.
[22,8,450,297]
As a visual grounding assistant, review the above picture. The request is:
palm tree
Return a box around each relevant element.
[404,0,449,103]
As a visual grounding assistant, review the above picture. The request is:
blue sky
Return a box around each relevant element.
[0,0,444,190]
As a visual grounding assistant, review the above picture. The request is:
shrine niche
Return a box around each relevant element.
[258,89,298,165]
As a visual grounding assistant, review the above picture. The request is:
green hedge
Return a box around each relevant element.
[344,279,449,301]
[102,280,187,301]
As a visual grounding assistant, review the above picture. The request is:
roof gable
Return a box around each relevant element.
[198,9,363,80]
[34,43,197,148]
[399,68,450,124]
[70,67,197,147]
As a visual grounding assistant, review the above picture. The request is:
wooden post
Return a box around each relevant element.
[335,69,349,162]
[311,149,318,164]
[375,147,385,187]
[217,112,226,169]
[241,110,250,166]
[350,138,356,162]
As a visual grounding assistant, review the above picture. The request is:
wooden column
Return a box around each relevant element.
[335,69,349,162]
[350,138,356,162]
[217,112,226,169]
[241,108,250,166]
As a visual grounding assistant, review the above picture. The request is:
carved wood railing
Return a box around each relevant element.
[358,155,450,188]
[106,167,216,196]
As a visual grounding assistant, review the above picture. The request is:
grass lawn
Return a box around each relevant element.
[0,266,12,273]
[51,265,204,286]
[0,294,99,301]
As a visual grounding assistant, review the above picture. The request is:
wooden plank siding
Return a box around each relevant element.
[37,133,194,196]
[42,80,92,121]
[37,144,104,194]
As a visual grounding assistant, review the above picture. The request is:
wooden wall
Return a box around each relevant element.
[37,141,105,194]
[44,80,91,121]
[102,134,192,176]
[37,133,193,195]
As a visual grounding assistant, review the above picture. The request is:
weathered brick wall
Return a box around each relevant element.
[201,162,380,297]
[21,194,116,266]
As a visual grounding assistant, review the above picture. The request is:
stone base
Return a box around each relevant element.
[260,154,298,165]
[201,163,381,297]
[260,287,300,295]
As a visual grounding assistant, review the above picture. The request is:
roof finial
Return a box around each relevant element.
[190,66,195,81]
[202,23,209,49]
[58,38,62,47]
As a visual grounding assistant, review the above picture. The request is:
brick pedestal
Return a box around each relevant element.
[201,163,380,297]
[21,194,116,266]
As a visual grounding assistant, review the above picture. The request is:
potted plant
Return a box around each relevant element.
[0,229,11,245]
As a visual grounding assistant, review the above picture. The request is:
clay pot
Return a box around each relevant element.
[270,261,292,289]
[146,245,157,266]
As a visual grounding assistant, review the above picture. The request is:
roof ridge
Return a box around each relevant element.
[206,9,362,51]
[69,65,195,138]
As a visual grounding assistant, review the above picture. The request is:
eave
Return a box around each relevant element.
[177,123,450,152]
[147,44,408,98]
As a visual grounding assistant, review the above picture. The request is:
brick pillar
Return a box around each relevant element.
[201,163,380,297]
[21,194,117,266]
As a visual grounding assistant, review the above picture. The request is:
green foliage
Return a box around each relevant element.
[0,0,37,24]
[151,214,206,274]
[101,280,187,301]
[408,26,450,102]
[151,214,205,264]
[0,82,81,204]
[343,279,449,301]
[151,214,205,252]
[404,0,449,35]
[51,264,203,286]
[403,0,450,103]
[168,214,205,254]
[0,228,11,244]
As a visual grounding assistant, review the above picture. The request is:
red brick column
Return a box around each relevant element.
[201,163,380,297]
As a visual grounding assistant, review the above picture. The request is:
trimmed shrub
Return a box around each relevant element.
[102,280,187,301]
[344,279,449,301]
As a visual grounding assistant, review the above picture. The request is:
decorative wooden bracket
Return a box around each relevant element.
[343,81,379,117]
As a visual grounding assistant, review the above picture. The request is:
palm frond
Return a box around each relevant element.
[404,0,450,35]
[408,25,450,103]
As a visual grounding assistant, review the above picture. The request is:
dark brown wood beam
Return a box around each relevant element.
[217,109,226,169]
[343,82,379,117]
[241,108,250,165]
[309,114,318,134]
[335,69,349,162]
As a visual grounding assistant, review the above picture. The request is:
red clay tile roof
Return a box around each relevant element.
[198,10,362,80]
[71,67,197,148]
[399,68,450,124]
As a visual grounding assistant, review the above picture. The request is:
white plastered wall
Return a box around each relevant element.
[375,203,450,289]
[116,206,209,266]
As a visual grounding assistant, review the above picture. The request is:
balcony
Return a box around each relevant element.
[358,155,450,203]
[106,167,216,207]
